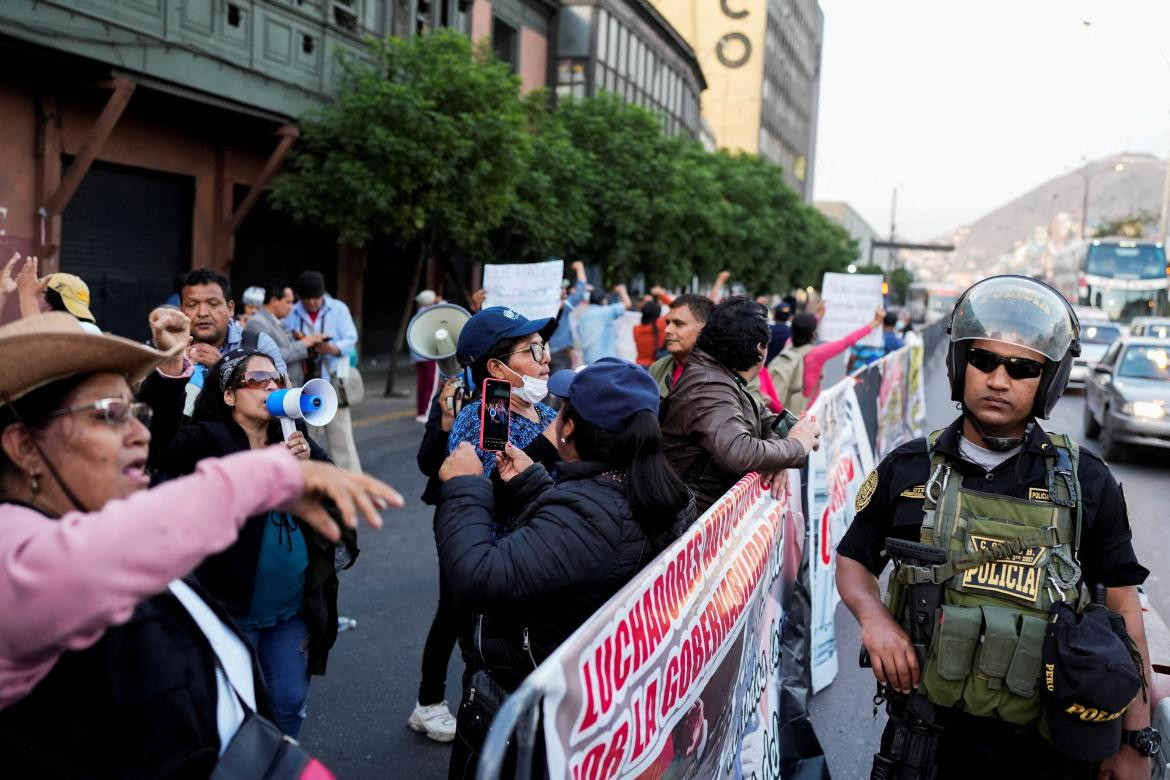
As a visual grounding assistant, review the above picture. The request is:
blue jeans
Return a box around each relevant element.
[242,613,311,738]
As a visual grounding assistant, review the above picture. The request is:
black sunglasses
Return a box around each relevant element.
[967,347,1045,380]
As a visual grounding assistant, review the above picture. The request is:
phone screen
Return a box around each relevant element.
[480,378,512,452]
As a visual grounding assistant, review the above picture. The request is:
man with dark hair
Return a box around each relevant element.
[881,310,904,354]
[660,297,821,511]
[770,306,883,414]
[836,276,1152,778]
[136,269,286,470]
[648,294,715,397]
[285,270,361,471]
[177,268,286,373]
[245,280,326,385]
[765,302,793,364]
[576,283,633,364]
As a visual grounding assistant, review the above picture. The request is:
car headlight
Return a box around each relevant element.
[1123,401,1166,419]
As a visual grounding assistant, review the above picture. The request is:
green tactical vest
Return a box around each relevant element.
[886,430,1084,725]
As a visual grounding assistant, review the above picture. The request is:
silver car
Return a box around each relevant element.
[1128,317,1170,339]
[1083,337,1170,461]
[1068,323,1123,389]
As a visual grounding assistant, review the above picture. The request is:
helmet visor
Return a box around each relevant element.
[950,276,1076,362]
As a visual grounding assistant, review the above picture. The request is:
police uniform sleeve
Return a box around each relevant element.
[837,456,896,577]
[1075,453,1148,588]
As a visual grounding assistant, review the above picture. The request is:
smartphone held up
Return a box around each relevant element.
[480,378,512,452]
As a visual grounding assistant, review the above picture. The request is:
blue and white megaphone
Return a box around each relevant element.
[266,378,338,441]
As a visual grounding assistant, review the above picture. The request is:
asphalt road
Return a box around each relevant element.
[297,354,1169,779]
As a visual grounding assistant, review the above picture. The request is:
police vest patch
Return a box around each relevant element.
[959,534,1044,604]
[900,485,926,499]
[1028,487,1050,502]
[855,469,878,512]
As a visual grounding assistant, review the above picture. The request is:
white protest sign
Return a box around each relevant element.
[482,260,565,320]
[819,272,883,347]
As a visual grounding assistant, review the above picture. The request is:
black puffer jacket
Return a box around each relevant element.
[436,460,695,690]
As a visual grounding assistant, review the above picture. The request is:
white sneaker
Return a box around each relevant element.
[415,414,428,424]
[408,701,457,742]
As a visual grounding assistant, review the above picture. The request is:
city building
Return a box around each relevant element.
[470,0,557,93]
[0,0,433,339]
[647,0,823,199]
[553,0,707,138]
[815,201,891,270]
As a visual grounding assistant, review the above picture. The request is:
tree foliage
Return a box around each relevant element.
[272,32,858,294]
[271,31,528,255]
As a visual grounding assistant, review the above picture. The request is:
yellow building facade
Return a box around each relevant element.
[648,0,822,200]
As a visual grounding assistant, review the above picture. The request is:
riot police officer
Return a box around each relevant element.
[836,276,1157,778]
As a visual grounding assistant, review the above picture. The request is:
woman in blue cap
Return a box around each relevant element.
[436,357,696,777]
[409,305,561,744]
[445,306,561,475]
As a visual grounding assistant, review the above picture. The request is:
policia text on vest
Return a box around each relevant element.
[836,275,1152,778]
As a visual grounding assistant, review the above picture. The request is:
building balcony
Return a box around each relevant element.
[0,0,385,119]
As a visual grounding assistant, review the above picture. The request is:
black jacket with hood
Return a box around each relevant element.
[435,460,695,690]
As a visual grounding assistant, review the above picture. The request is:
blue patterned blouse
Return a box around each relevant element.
[447,399,557,477]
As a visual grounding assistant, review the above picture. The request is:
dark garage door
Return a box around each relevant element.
[60,159,193,341]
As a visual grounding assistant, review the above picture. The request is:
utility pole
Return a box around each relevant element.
[889,186,900,269]
[1079,162,1090,240]
[1160,139,1170,243]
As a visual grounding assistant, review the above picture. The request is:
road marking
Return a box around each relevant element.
[352,408,417,430]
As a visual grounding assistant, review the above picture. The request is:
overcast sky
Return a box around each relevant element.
[812,0,1170,240]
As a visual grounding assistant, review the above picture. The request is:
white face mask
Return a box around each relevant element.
[499,362,548,404]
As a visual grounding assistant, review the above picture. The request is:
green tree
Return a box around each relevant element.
[889,267,915,305]
[552,93,682,283]
[488,91,594,263]
[270,31,529,393]
[1092,212,1156,239]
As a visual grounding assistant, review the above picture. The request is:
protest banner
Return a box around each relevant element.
[818,273,883,348]
[804,381,874,694]
[532,471,821,780]
[874,344,928,459]
[482,259,565,320]
[476,326,946,779]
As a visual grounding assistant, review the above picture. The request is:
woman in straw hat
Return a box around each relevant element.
[0,312,402,777]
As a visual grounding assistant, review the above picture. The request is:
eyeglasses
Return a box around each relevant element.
[498,342,550,363]
[967,348,1046,380]
[236,371,288,390]
[51,398,154,427]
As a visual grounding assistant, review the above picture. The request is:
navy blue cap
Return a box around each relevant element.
[548,357,659,432]
[456,306,556,365]
[1042,602,1143,761]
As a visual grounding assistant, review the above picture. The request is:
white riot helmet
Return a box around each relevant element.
[946,275,1081,419]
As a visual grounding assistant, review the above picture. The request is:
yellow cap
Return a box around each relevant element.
[45,273,96,324]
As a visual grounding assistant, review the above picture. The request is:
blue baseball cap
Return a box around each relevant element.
[548,357,660,432]
[456,306,556,366]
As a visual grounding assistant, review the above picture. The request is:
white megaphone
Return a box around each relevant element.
[266,378,338,441]
[406,303,471,378]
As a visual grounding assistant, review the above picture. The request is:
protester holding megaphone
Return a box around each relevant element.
[155,349,355,738]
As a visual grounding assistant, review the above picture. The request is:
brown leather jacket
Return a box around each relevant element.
[660,347,807,511]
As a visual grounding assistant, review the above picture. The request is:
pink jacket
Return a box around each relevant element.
[802,323,875,404]
[0,447,303,709]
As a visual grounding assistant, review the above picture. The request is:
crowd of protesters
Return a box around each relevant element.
[0,251,917,778]
[405,266,917,779]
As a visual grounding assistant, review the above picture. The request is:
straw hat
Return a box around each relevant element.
[0,313,182,404]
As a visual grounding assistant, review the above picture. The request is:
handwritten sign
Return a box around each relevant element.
[819,272,883,347]
[482,260,565,321]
